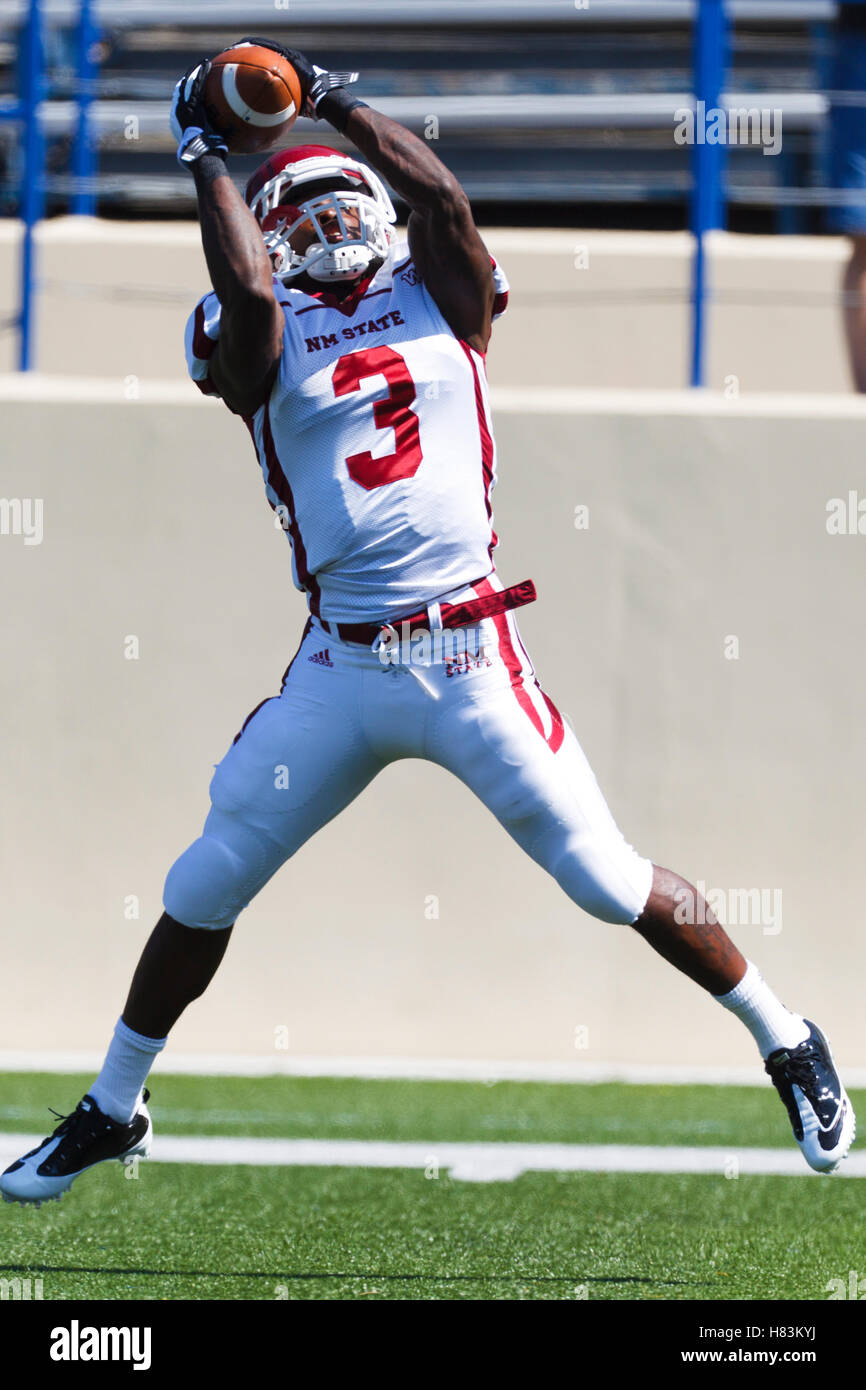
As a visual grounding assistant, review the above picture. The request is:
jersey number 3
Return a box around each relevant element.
[332,346,423,491]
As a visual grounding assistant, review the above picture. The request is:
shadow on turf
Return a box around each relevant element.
[0,1263,702,1287]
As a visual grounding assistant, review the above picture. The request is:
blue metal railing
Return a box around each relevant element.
[2,0,100,369]
[0,0,800,380]
[17,0,45,372]
[689,0,728,388]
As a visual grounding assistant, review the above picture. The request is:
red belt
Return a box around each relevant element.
[319,579,537,646]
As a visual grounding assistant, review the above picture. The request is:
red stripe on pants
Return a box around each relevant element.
[475,577,564,754]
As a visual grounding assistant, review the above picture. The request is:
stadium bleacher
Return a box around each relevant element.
[0,1,849,228]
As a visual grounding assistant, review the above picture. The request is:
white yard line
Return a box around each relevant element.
[3,1051,866,1087]
[0,1051,780,1085]
[0,1132,861,1182]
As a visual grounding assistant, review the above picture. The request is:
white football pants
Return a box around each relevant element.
[163,576,654,931]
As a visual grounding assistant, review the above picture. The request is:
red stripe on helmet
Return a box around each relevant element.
[245,145,345,207]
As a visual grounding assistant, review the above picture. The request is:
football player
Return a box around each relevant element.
[1,41,854,1205]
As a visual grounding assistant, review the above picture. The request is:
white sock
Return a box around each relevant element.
[713,960,810,1060]
[89,1017,167,1123]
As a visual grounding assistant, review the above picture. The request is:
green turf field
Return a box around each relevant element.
[1,1073,863,1301]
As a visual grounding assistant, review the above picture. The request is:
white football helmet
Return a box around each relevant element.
[245,143,397,283]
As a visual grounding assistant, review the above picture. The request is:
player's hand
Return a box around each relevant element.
[170,59,229,167]
[236,35,359,120]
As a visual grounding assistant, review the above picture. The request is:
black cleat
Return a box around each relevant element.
[0,1090,152,1206]
[765,1022,855,1173]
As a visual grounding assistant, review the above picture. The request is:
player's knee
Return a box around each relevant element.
[163,836,244,931]
[550,833,653,926]
[163,821,279,931]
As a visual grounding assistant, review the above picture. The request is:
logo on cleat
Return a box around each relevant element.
[817,1099,847,1149]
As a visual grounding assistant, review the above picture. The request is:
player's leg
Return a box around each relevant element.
[0,913,241,1207]
[0,625,385,1205]
[122,911,235,1040]
[428,598,854,1171]
[108,639,384,1076]
[426,600,655,926]
[630,866,854,1170]
[630,865,744,993]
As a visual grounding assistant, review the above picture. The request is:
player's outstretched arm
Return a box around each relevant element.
[193,155,284,414]
[345,107,495,354]
[172,61,283,416]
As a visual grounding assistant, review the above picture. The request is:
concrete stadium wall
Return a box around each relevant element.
[1,383,864,1069]
[0,219,857,393]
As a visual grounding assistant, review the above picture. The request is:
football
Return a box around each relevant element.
[203,43,303,155]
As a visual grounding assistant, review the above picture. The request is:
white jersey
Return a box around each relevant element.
[185,241,510,623]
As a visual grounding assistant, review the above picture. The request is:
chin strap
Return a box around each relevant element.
[305,245,376,282]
